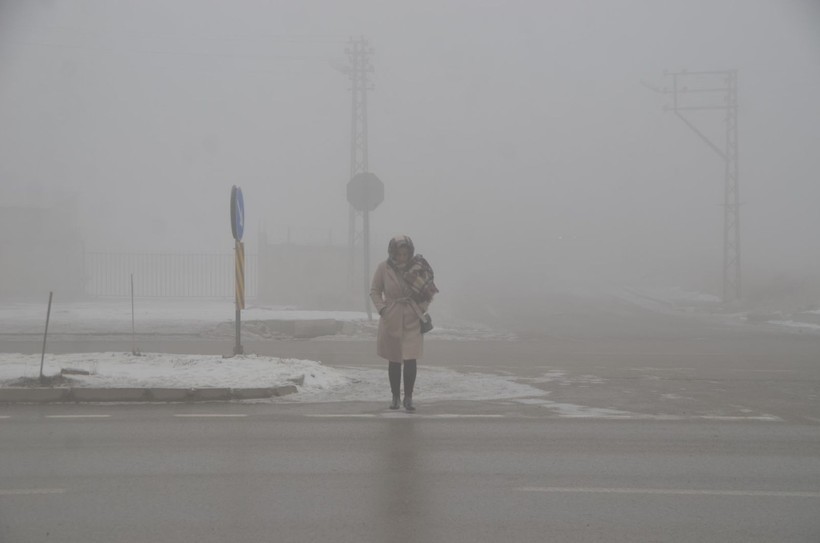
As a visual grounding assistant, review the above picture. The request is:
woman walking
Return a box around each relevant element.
[370,235,438,411]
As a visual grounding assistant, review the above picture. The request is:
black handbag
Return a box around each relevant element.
[420,313,433,334]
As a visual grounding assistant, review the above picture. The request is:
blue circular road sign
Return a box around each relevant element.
[231,185,245,241]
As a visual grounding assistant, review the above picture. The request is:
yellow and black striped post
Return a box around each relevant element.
[234,240,245,355]
[235,240,246,310]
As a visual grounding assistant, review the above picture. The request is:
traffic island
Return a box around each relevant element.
[71,388,148,402]
[0,388,70,403]
[0,385,299,404]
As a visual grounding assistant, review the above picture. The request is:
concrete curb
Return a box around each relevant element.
[0,388,70,403]
[271,384,298,396]
[190,388,232,402]
[72,388,148,402]
[0,385,299,404]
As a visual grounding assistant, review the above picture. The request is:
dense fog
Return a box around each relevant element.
[1,0,819,321]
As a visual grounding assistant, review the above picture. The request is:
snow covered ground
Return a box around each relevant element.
[0,299,515,341]
[0,299,525,403]
[764,319,820,332]
[0,352,544,403]
[621,285,820,334]
[0,352,782,420]
[0,299,368,335]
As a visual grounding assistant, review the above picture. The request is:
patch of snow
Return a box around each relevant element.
[514,398,641,418]
[287,366,545,403]
[0,300,513,341]
[0,352,324,389]
[512,397,782,421]
[515,371,567,384]
[697,415,782,422]
[0,352,545,403]
[0,300,369,335]
[544,402,643,419]
[516,371,604,386]
[767,320,820,332]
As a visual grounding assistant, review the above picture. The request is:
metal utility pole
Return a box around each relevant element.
[646,70,741,302]
[345,36,374,301]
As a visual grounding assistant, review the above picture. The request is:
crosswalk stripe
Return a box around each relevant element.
[46,415,111,419]
[173,414,248,418]
[429,414,504,418]
[305,414,376,418]
[517,487,820,498]
[0,489,66,496]
[306,413,505,419]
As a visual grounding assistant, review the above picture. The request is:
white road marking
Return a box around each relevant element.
[621,367,796,373]
[697,415,782,422]
[730,369,797,373]
[306,411,785,421]
[306,413,504,419]
[305,414,376,418]
[429,414,504,419]
[512,399,784,422]
[0,489,66,496]
[0,416,10,419]
[517,487,820,498]
[45,415,111,419]
[173,414,248,418]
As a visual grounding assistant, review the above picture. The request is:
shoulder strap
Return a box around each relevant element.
[408,299,426,320]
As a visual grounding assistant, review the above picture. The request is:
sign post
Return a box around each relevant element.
[347,172,384,320]
[231,186,245,356]
[39,291,53,384]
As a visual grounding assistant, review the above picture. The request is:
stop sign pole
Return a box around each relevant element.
[347,172,384,320]
[362,208,371,320]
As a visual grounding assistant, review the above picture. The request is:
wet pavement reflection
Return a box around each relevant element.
[376,418,429,543]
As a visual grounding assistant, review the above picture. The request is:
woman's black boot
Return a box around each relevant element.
[388,362,402,409]
[403,360,417,412]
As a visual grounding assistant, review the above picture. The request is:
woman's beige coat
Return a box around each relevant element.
[370,261,430,361]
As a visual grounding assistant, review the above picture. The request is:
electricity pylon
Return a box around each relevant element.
[644,70,741,302]
[343,37,374,297]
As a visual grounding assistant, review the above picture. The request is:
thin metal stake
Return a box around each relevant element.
[39,291,53,384]
[131,273,138,355]
[235,305,242,355]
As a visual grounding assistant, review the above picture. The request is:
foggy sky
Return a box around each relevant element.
[1,0,819,299]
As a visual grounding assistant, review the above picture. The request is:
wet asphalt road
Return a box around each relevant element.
[2,297,820,541]
[1,403,819,543]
